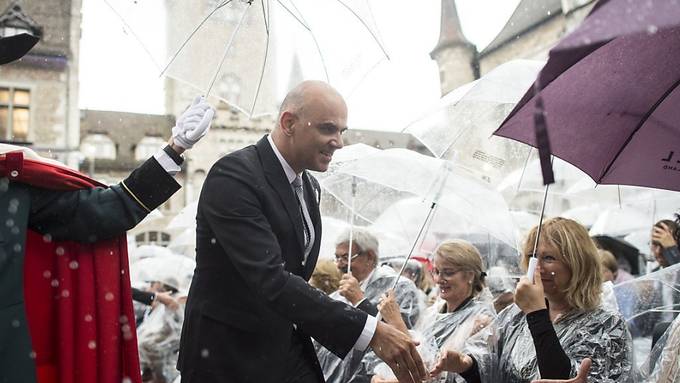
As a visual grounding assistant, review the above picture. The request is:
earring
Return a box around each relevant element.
[468,280,473,285]
[550,271,556,276]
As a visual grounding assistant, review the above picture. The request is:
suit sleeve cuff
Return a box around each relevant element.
[154,149,182,176]
[121,156,181,212]
[353,314,377,351]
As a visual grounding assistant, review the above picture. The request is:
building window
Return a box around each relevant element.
[135,231,171,246]
[80,133,117,160]
[135,135,165,161]
[0,87,30,142]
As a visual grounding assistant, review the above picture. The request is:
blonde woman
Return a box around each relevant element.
[372,240,496,383]
[432,217,633,383]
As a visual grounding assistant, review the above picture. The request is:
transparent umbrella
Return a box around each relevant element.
[167,227,197,258]
[319,147,520,250]
[589,206,657,237]
[105,0,388,117]
[402,60,544,186]
[370,197,520,272]
[613,263,680,370]
[130,253,196,291]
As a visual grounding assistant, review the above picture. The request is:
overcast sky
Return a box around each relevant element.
[78,0,520,130]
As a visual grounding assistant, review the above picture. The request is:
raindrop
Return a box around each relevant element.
[105,292,115,301]
[647,25,658,34]
[11,319,20,328]
[51,279,59,287]
[29,350,36,359]
[0,178,9,192]
[201,348,210,358]
[55,247,65,256]
[8,199,19,214]
[5,218,14,227]
[68,260,79,270]
[88,340,97,350]
[61,290,70,298]
[210,238,217,244]
[42,234,53,243]
[43,270,51,279]
[119,315,129,324]
[13,243,22,252]
[11,227,19,235]
[84,314,93,322]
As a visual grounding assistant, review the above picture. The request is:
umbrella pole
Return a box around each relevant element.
[527,183,551,283]
[347,177,357,274]
[389,162,450,292]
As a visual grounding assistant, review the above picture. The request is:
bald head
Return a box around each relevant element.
[271,81,347,173]
[276,81,346,129]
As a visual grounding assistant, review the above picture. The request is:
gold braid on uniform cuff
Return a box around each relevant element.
[121,180,152,213]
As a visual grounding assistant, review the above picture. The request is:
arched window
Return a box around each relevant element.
[135,135,165,161]
[80,133,116,160]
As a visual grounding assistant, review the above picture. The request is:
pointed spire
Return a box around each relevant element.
[430,0,473,58]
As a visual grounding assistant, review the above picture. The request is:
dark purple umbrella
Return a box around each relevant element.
[495,0,680,192]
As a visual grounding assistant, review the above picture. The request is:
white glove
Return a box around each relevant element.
[171,96,215,150]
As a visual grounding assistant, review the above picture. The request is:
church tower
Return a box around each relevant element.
[430,0,478,96]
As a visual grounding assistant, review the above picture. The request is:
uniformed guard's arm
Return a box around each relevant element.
[27,156,180,243]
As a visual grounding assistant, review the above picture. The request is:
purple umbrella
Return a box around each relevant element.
[495,0,680,193]
[494,0,680,280]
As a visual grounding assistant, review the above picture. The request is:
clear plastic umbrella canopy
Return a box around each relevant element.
[613,263,680,369]
[589,206,660,237]
[104,0,388,117]
[370,197,520,271]
[402,60,544,186]
[319,147,521,251]
[130,253,196,292]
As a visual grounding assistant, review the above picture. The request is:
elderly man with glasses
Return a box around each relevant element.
[316,228,423,383]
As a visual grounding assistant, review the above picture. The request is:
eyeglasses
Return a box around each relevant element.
[527,253,560,265]
[334,251,365,263]
[430,267,464,279]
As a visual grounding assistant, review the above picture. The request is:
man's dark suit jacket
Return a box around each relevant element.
[178,136,369,382]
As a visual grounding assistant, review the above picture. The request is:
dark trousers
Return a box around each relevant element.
[283,329,323,383]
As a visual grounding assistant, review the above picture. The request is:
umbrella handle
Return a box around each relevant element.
[526,257,538,283]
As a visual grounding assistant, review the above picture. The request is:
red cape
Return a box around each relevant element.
[1,152,142,383]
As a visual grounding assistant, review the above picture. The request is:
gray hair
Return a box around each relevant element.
[335,228,379,265]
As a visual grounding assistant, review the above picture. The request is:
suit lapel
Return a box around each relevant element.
[256,137,306,262]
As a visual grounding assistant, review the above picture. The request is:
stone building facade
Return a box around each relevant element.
[0,0,81,168]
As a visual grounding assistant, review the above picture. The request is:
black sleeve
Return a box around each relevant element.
[356,299,379,316]
[526,309,572,379]
[131,288,155,306]
[459,355,481,383]
[27,157,180,243]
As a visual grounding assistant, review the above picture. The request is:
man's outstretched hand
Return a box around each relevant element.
[370,321,427,383]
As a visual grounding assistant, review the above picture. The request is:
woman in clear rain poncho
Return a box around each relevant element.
[372,240,496,383]
[432,217,634,383]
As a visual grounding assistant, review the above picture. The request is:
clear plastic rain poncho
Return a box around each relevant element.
[316,264,423,383]
[464,303,634,383]
[373,296,497,383]
[137,298,185,383]
[637,313,680,383]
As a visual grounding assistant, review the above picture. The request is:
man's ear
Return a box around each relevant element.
[279,111,296,136]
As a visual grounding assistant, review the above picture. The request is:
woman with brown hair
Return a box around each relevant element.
[431,217,633,383]
[371,240,496,383]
